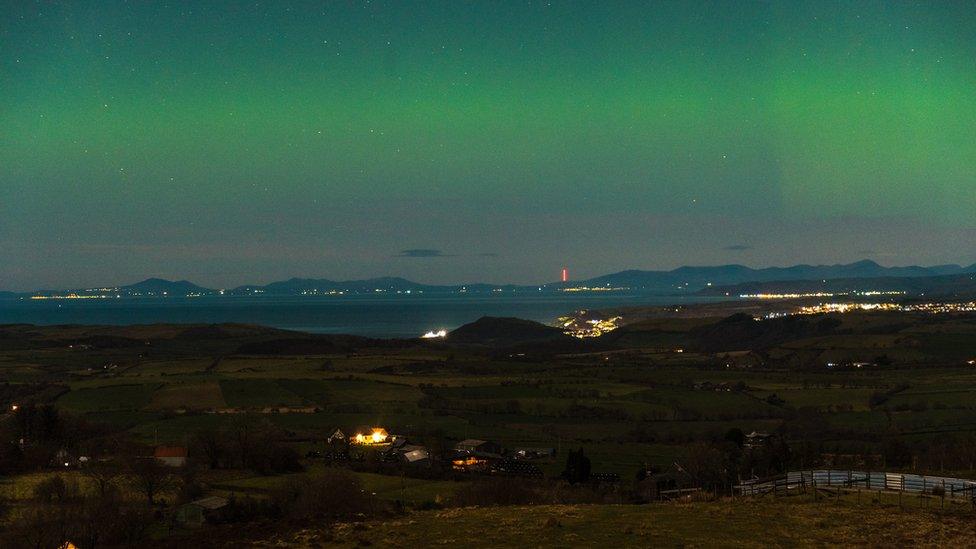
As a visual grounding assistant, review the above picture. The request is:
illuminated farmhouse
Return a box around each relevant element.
[353,427,389,445]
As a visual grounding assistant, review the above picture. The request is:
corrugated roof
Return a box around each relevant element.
[404,448,430,462]
[190,496,228,510]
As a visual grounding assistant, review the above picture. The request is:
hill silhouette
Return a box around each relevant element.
[447,316,571,346]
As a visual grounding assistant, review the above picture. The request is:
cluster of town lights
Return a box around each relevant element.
[787,301,976,316]
[557,313,623,338]
[559,286,628,293]
[796,302,900,314]
[29,294,119,300]
[742,290,906,299]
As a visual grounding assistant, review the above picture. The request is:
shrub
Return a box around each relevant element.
[561,448,591,484]
[220,494,279,523]
[250,441,303,475]
[272,468,374,522]
[34,475,78,503]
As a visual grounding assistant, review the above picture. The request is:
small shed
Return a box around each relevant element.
[455,439,503,456]
[175,496,229,526]
[401,446,431,466]
[390,436,409,450]
[154,446,188,467]
[744,431,774,450]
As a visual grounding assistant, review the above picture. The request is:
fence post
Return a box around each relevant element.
[941,479,945,511]
[921,476,925,509]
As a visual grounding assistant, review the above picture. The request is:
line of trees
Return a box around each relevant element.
[190,415,302,474]
[3,469,155,548]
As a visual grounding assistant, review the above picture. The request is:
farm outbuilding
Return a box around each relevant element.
[154,446,188,467]
[353,427,389,445]
[401,446,431,466]
[455,439,503,456]
[175,496,229,526]
[744,431,774,450]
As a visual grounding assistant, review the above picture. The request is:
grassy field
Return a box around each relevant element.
[200,464,466,507]
[5,314,976,480]
[5,317,976,546]
[19,349,976,476]
[263,498,976,547]
[55,383,160,413]
[218,379,305,408]
[0,469,180,504]
[147,380,227,410]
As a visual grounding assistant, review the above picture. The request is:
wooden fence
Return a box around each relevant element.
[736,469,976,504]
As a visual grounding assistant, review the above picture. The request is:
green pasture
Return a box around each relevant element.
[56,383,159,412]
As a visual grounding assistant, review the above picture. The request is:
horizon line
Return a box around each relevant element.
[4,257,976,294]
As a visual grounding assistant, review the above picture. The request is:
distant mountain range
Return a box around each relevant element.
[22,278,213,299]
[580,260,976,292]
[226,276,495,296]
[3,260,975,300]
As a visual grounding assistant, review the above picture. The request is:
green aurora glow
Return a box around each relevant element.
[2,1,974,288]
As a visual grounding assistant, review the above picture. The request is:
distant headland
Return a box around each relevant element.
[4,260,976,300]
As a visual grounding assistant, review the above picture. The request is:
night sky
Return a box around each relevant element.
[3,1,975,290]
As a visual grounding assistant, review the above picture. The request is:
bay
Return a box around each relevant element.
[0,293,720,338]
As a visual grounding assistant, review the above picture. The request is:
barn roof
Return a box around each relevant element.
[154,446,188,458]
[457,439,488,446]
[404,448,430,462]
[189,496,228,510]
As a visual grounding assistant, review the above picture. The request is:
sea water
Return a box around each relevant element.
[0,293,720,338]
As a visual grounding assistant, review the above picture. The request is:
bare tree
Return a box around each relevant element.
[192,427,227,469]
[128,457,176,506]
[677,442,728,490]
[33,475,77,504]
[232,414,257,469]
[7,479,80,549]
[82,460,123,497]
[4,505,74,549]
[4,489,153,549]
